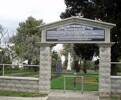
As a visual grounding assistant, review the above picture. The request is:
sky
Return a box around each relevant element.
[0,0,66,33]
[0,0,65,51]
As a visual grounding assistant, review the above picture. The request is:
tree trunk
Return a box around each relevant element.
[83,59,87,74]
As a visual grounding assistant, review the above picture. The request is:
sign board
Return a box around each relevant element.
[46,24,105,42]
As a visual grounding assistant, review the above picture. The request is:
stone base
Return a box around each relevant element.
[39,90,49,95]
[99,97,111,100]
[99,92,111,100]
[99,92,111,97]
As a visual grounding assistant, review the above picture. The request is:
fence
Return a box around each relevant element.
[51,70,98,92]
[51,62,121,92]
[111,62,121,96]
[0,64,39,77]
[0,64,39,92]
[0,62,121,94]
[64,75,84,93]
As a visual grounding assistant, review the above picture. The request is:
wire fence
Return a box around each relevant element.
[51,62,121,91]
[0,62,121,92]
[64,75,84,93]
[0,64,39,77]
[51,69,99,92]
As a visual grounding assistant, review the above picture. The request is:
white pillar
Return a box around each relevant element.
[99,43,111,99]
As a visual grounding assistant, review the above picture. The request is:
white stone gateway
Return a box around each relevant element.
[39,17,116,99]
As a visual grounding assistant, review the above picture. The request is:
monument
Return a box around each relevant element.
[39,17,116,99]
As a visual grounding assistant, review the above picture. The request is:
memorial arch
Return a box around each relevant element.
[39,17,115,99]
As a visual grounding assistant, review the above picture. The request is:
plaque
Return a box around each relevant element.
[46,24,105,42]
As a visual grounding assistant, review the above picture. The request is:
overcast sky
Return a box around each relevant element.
[0,0,66,33]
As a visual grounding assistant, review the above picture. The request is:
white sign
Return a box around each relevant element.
[46,24,105,42]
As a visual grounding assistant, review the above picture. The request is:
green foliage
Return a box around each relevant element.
[61,44,71,65]
[0,24,9,43]
[52,51,61,72]
[0,24,3,34]
[60,0,99,62]
[0,24,5,42]
[51,73,98,91]
[61,0,121,75]
[10,16,43,64]
[0,25,11,64]
[0,90,47,97]
[17,17,42,36]
[61,44,72,56]
[0,48,11,64]
[74,44,98,60]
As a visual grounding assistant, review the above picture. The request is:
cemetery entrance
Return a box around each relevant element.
[39,17,115,99]
[51,44,99,93]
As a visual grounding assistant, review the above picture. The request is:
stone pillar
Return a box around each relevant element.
[39,43,51,94]
[99,43,111,99]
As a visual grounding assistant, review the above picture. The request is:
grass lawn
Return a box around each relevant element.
[51,72,99,91]
[0,68,39,77]
[0,70,99,97]
[111,95,121,100]
[0,91,47,97]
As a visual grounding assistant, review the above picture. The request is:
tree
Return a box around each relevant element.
[60,44,74,70]
[60,0,121,75]
[0,48,11,64]
[51,51,61,72]
[0,25,11,64]
[74,44,98,73]
[0,24,8,44]
[10,16,44,64]
[0,25,3,35]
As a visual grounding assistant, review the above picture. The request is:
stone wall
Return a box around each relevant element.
[0,76,39,92]
[111,76,121,94]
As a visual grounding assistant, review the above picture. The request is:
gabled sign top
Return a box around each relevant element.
[39,17,116,30]
[40,17,116,43]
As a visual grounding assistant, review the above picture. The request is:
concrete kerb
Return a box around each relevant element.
[0,96,48,100]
